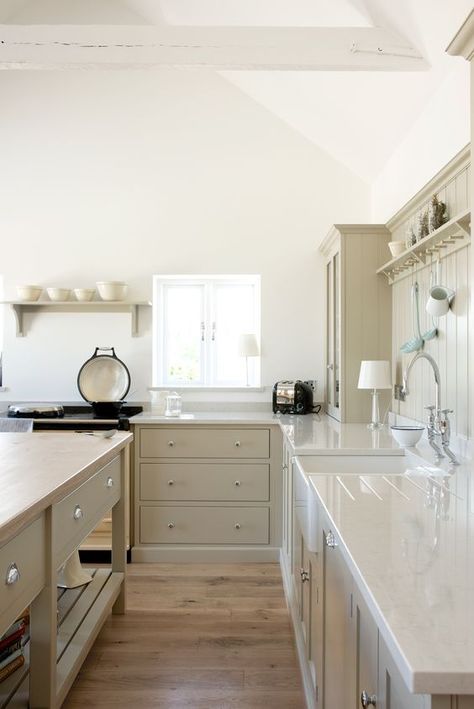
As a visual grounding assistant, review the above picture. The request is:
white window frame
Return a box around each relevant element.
[153,274,261,388]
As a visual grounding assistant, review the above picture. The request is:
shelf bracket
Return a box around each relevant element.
[130,305,139,337]
[11,304,24,337]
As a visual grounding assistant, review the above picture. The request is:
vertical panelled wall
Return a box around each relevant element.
[389,151,470,438]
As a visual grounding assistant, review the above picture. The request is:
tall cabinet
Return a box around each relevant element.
[319,225,392,423]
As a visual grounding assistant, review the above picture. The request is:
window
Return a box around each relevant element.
[153,275,261,387]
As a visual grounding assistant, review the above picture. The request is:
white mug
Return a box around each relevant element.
[149,389,169,415]
[426,286,454,317]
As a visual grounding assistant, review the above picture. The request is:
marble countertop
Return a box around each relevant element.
[303,451,474,694]
[130,410,284,425]
[0,431,133,545]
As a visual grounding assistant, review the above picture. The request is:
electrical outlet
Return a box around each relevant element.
[394,384,406,402]
[304,380,317,392]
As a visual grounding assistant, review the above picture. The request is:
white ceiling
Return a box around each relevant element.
[0,0,471,182]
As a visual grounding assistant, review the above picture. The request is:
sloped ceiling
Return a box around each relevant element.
[0,0,471,182]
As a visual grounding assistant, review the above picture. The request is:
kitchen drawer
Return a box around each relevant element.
[139,428,270,459]
[140,506,269,545]
[140,463,270,502]
[53,456,121,567]
[0,515,46,636]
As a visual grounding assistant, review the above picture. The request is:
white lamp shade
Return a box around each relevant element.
[238,333,260,357]
[358,360,392,389]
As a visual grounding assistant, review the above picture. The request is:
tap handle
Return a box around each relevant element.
[424,405,436,411]
[440,409,453,416]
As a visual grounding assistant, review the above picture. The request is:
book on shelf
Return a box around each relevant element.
[0,638,23,665]
[0,647,23,673]
[0,624,26,654]
[0,654,25,683]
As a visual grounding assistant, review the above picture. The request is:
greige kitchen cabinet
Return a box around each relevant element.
[354,588,379,709]
[319,224,392,423]
[132,424,282,562]
[377,634,426,709]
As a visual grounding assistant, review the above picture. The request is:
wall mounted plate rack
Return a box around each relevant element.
[376,209,470,284]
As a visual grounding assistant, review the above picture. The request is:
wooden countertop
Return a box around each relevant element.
[0,431,133,546]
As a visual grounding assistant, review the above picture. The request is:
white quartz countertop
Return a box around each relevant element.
[0,431,132,545]
[304,454,474,694]
[132,411,405,456]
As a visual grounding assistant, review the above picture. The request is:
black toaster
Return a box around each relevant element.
[272,380,314,414]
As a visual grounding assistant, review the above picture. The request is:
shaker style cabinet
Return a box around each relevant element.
[319,225,392,423]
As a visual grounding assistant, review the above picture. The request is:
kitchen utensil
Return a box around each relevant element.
[149,389,169,415]
[47,287,71,301]
[426,286,454,316]
[8,403,64,418]
[272,381,314,414]
[76,429,117,438]
[390,425,424,447]
[96,281,128,301]
[77,347,131,416]
[16,285,42,301]
[421,253,438,341]
[165,392,182,417]
[388,241,405,257]
[400,281,423,353]
[74,288,95,301]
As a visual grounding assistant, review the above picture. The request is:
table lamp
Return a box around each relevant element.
[358,360,392,430]
[238,334,260,387]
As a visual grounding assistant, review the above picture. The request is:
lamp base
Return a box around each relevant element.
[368,389,382,429]
[367,421,384,431]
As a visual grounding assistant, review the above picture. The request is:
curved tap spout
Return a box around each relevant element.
[402,351,441,414]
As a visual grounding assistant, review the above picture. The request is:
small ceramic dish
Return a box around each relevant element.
[390,425,424,447]
[74,288,95,302]
[16,285,42,301]
[96,281,128,301]
[388,241,406,257]
[47,288,71,301]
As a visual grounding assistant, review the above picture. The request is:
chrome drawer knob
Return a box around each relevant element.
[234,480,241,487]
[168,441,175,447]
[300,568,309,583]
[73,505,84,520]
[106,476,114,488]
[234,441,241,447]
[234,523,241,530]
[5,563,20,586]
[168,522,175,529]
[167,480,175,486]
[361,690,377,707]
[325,531,338,548]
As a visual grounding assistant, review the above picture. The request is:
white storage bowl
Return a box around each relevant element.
[74,288,95,302]
[96,281,128,301]
[390,425,424,447]
[388,241,406,257]
[47,287,70,302]
[16,285,42,301]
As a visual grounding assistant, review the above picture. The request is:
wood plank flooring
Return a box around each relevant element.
[63,563,304,708]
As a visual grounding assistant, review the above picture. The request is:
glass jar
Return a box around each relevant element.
[165,392,182,417]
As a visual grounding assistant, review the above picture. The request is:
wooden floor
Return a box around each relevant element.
[63,563,305,708]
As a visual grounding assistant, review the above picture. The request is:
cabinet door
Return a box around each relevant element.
[354,589,378,709]
[378,635,427,709]
[309,547,323,706]
[323,524,354,707]
[282,441,293,571]
[292,518,304,619]
[326,251,341,421]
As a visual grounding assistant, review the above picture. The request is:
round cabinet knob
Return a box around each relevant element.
[106,476,114,488]
[327,363,334,370]
[168,441,175,447]
[361,691,377,707]
[234,523,241,530]
[167,480,175,486]
[234,441,241,447]
[168,522,175,529]
[5,563,20,586]
[325,530,338,548]
[234,480,241,487]
[73,505,84,521]
[300,568,309,583]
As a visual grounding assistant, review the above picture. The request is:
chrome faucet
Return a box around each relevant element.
[401,351,458,465]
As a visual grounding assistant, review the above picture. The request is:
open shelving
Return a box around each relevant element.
[0,301,152,337]
[376,209,471,284]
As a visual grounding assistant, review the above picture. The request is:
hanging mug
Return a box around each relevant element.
[426,286,454,317]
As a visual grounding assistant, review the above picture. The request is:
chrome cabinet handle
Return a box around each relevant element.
[327,363,334,370]
[282,463,288,471]
[300,568,309,583]
[168,522,175,529]
[168,441,175,447]
[234,441,241,447]
[5,563,20,586]
[325,530,338,548]
[167,479,174,486]
[234,480,241,487]
[361,690,377,707]
[73,505,84,520]
[234,523,241,530]
[106,476,114,488]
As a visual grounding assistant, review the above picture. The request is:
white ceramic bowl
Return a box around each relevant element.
[96,281,128,301]
[388,241,406,257]
[390,425,424,447]
[74,288,95,302]
[16,285,42,302]
[47,287,70,302]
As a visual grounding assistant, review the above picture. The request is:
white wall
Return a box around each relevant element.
[371,63,470,223]
[0,69,370,404]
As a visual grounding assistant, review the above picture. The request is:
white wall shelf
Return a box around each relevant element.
[376,208,471,284]
[1,301,152,337]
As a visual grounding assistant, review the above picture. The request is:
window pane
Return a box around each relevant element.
[163,285,203,384]
[214,284,255,385]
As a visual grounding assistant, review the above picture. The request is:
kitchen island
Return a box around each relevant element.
[0,430,132,708]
